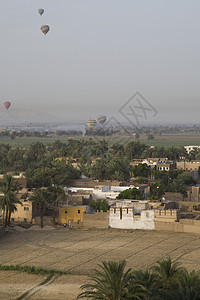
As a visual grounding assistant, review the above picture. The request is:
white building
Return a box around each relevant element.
[109,200,155,230]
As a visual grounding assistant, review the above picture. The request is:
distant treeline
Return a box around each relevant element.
[0,139,197,194]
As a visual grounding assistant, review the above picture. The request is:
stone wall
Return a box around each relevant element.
[155,219,200,234]
[70,179,128,189]
[164,192,184,202]
[83,211,109,229]
[177,161,200,171]
[154,209,180,223]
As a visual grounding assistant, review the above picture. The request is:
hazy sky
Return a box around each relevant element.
[1,1,200,124]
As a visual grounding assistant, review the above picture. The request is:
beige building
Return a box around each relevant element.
[177,161,200,171]
[11,201,39,223]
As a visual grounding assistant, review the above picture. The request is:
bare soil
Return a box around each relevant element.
[1,227,200,299]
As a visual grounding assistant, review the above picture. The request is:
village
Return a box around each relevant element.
[2,144,200,236]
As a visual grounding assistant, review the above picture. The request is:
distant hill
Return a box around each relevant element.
[0,109,61,126]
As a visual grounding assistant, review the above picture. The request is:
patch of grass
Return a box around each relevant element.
[0,264,70,275]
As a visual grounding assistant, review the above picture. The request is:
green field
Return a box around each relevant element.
[0,136,70,148]
[1,134,200,148]
[140,134,200,148]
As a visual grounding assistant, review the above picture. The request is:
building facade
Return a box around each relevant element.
[109,200,155,230]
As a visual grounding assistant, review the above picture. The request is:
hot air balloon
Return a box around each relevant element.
[4,101,11,110]
[38,9,44,16]
[41,25,50,35]
[87,118,97,128]
[98,116,106,125]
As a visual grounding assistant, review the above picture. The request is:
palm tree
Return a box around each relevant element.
[0,174,21,193]
[132,269,161,300]
[47,184,66,225]
[164,270,200,300]
[0,175,21,227]
[151,257,186,290]
[7,198,19,227]
[76,260,141,300]
[29,189,50,228]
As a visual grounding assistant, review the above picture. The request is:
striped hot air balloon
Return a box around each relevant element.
[38,9,44,16]
[98,116,106,125]
[87,118,97,128]
[41,25,50,35]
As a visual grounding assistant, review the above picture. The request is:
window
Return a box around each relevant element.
[24,207,29,211]
[120,207,122,220]
[78,210,80,214]
[65,210,67,214]
[24,218,27,222]
[11,218,14,221]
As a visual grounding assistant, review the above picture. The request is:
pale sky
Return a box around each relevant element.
[1,0,200,124]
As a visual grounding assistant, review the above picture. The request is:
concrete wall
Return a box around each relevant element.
[83,211,109,229]
[109,207,155,230]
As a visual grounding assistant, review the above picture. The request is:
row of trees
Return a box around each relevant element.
[0,139,197,170]
[0,139,198,189]
[77,257,200,299]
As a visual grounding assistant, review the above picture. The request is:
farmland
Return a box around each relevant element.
[1,227,200,299]
[1,133,200,148]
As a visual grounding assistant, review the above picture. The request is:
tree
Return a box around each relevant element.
[177,172,195,185]
[150,181,165,198]
[135,133,139,139]
[90,199,109,212]
[0,190,21,227]
[29,189,50,228]
[133,163,151,178]
[151,257,186,291]
[107,157,131,181]
[91,158,107,180]
[117,188,144,200]
[26,142,46,163]
[76,260,138,300]
[132,269,161,299]
[125,141,147,160]
[47,184,66,225]
[166,270,200,300]
[0,175,22,227]
[147,133,154,140]
[166,178,187,194]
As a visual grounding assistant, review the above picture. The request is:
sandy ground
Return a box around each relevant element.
[1,227,200,299]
